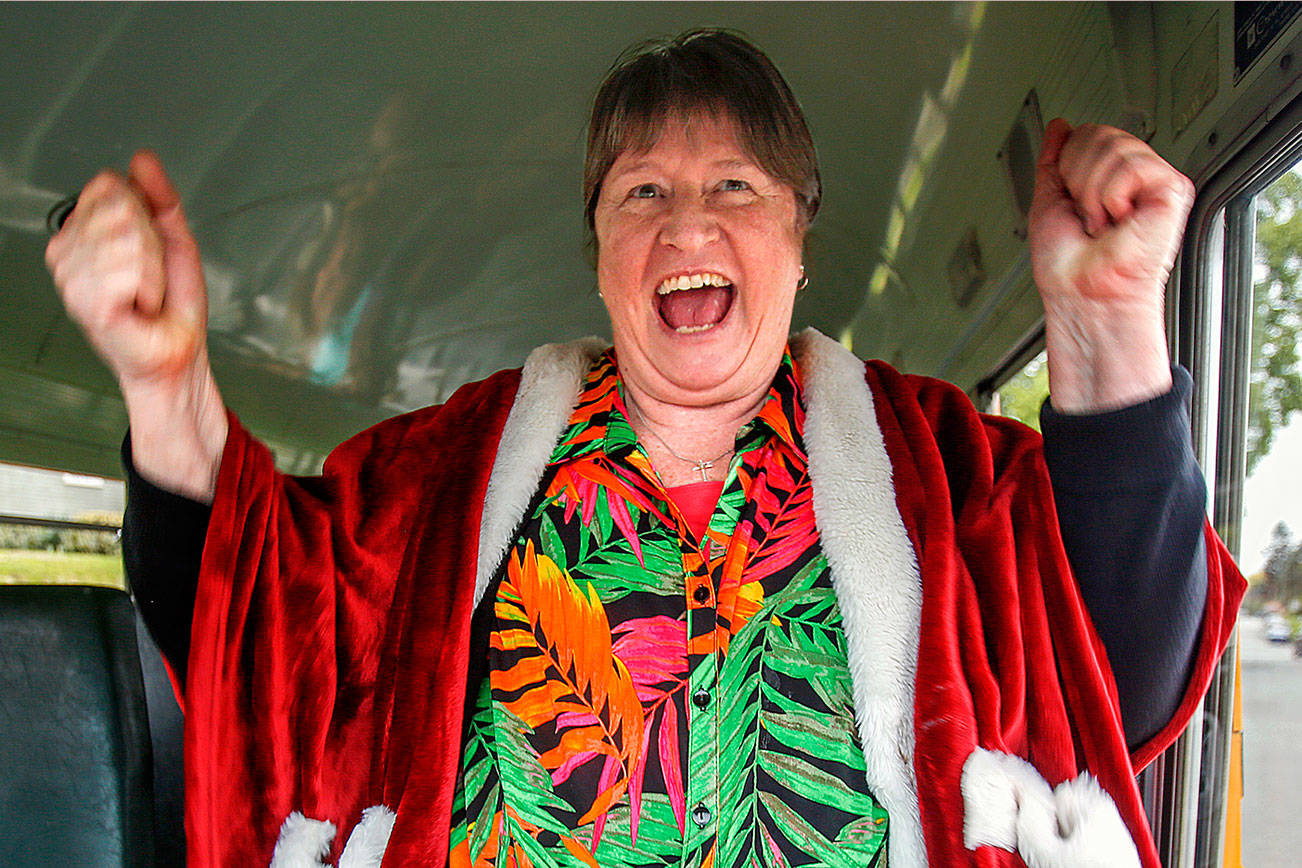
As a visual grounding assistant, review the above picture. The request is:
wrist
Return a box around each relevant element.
[121,354,227,503]
[1043,297,1172,413]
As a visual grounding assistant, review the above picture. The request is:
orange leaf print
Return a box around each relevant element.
[496,541,647,823]
[561,834,601,868]
[537,725,618,771]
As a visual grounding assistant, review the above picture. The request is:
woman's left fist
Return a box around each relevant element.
[1028,119,1195,316]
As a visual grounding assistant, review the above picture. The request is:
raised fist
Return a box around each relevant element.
[45,150,209,390]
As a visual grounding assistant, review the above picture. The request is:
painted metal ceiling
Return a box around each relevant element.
[0,2,1176,476]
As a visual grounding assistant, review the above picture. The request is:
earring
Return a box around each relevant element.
[796,266,809,292]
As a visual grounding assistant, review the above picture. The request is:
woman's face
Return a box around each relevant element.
[593,115,804,409]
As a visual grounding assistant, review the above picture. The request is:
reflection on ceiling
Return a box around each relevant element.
[0,2,1152,476]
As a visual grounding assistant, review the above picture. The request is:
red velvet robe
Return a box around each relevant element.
[186,331,1243,867]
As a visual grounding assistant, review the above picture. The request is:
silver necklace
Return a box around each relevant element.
[625,399,733,482]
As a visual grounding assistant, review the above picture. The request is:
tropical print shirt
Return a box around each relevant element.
[448,350,888,868]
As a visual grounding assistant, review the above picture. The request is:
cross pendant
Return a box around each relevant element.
[695,459,713,481]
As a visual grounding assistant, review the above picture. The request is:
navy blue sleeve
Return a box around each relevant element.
[1040,368,1208,750]
[121,439,209,689]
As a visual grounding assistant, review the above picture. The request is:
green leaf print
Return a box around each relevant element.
[757,790,840,866]
[595,490,614,540]
[715,602,772,867]
[464,692,502,858]
[712,555,885,868]
[758,750,877,813]
[492,706,571,830]
[585,797,683,867]
[758,704,865,771]
[579,539,681,599]
[540,513,566,566]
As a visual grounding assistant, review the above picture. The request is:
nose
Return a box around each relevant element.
[658,195,719,252]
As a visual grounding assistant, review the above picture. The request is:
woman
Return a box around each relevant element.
[47,30,1241,868]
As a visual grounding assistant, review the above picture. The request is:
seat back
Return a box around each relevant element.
[0,585,156,867]
[134,610,185,867]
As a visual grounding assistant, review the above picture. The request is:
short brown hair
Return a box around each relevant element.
[584,29,822,238]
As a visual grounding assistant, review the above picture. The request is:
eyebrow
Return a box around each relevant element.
[713,158,756,171]
[609,156,760,178]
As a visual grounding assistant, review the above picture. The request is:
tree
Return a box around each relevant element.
[1249,172,1302,473]
[994,351,1049,433]
[1261,521,1302,608]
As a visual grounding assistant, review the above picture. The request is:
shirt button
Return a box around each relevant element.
[692,688,711,709]
[692,803,713,828]
[693,585,710,603]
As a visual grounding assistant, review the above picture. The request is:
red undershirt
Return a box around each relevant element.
[666,480,725,540]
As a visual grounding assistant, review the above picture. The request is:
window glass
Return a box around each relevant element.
[0,461,124,589]
[1235,165,1302,867]
[991,349,1049,431]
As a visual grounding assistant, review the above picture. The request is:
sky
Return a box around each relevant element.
[1240,416,1302,575]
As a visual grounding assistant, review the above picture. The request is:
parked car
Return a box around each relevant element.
[1265,614,1292,643]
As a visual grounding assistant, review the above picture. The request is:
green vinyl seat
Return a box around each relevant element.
[0,585,155,867]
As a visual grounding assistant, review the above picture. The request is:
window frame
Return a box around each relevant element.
[1170,86,1302,868]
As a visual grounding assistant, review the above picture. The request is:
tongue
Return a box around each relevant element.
[659,286,732,330]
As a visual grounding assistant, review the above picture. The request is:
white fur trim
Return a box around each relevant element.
[270,812,336,868]
[337,805,397,868]
[475,337,608,606]
[962,748,1141,868]
[271,806,397,868]
[792,328,926,868]
[962,746,1048,851]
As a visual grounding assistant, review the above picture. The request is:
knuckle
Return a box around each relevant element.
[49,258,68,287]
[99,270,139,310]
[102,195,138,229]
[81,170,124,201]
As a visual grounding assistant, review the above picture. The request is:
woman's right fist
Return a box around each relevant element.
[45,150,209,390]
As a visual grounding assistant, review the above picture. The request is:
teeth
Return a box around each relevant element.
[657,272,731,294]
[675,323,716,334]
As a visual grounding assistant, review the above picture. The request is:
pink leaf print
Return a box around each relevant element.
[609,614,688,841]
[588,753,621,850]
[563,486,578,525]
[762,824,790,868]
[628,713,654,845]
[659,702,685,834]
[611,616,686,691]
[607,493,644,566]
[555,711,600,729]
[551,746,597,788]
[577,475,599,528]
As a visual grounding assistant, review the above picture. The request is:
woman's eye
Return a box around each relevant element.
[720,179,751,192]
[631,184,660,199]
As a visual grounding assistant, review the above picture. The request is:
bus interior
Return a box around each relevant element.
[1,3,1299,866]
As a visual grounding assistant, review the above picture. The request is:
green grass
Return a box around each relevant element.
[0,548,124,589]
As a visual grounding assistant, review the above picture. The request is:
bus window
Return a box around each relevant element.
[1225,161,1302,868]
[1183,96,1302,868]
[0,461,124,590]
[987,348,1049,431]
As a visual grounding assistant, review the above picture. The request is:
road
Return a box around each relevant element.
[1238,614,1302,868]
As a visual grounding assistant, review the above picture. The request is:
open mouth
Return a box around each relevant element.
[656,272,735,333]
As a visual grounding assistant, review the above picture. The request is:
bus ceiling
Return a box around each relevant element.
[2,2,1302,478]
